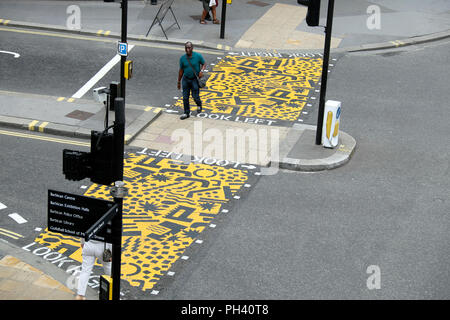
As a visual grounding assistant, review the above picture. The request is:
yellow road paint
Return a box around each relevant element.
[67,98,75,103]
[0,27,222,55]
[0,129,90,147]
[145,106,162,113]
[34,152,251,292]
[0,228,24,240]
[174,55,323,122]
[38,121,49,133]
[57,97,65,101]
[28,120,39,131]
[391,40,405,47]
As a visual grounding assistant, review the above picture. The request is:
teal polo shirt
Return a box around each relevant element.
[180,52,205,79]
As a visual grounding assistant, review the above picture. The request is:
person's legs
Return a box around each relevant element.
[211,6,220,24]
[181,77,191,118]
[191,78,202,113]
[201,0,209,23]
[77,254,95,297]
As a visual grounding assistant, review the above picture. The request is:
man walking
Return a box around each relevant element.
[178,41,205,120]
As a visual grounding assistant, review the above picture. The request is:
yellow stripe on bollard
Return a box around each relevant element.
[326,111,333,140]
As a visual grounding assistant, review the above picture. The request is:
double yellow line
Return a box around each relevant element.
[97,30,111,36]
[57,97,75,103]
[0,129,90,147]
[0,26,223,55]
[391,40,405,47]
[144,106,162,113]
[0,228,23,240]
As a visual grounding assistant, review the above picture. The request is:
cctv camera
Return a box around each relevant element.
[93,87,108,104]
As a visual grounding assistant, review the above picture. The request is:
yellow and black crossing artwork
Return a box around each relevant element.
[34,150,258,293]
[172,52,330,127]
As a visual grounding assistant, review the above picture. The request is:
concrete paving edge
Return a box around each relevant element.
[0,108,162,145]
[2,19,448,53]
[0,238,99,300]
[275,124,357,172]
[3,20,229,51]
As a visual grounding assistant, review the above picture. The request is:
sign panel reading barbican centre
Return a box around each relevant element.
[48,189,114,242]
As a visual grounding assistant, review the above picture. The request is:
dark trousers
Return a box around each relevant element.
[182,77,202,115]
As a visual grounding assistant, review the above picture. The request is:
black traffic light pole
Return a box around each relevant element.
[315,0,335,145]
[110,0,128,301]
[120,0,128,99]
[110,97,126,301]
[219,0,227,39]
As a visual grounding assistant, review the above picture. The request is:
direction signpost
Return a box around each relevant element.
[85,203,118,242]
[48,190,115,242]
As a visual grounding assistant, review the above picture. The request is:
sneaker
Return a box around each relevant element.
[180,114,189,120]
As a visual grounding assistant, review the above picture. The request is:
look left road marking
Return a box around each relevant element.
[71,44,135,99]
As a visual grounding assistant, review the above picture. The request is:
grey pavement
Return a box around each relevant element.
[0,0,449,51]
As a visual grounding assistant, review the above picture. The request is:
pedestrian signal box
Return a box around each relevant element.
[99,275,113,300]
[124,60,133,80]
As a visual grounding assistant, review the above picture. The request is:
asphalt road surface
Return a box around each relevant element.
[0,26,223,108]
[0,28,449,300]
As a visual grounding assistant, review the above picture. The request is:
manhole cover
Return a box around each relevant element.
[247,1,270,7]
[65,110,95,120]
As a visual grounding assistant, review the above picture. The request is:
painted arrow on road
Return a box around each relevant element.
[0,50,20,58]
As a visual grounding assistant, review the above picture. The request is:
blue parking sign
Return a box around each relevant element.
[118,42,128,56]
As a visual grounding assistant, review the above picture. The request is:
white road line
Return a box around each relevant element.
[0,202,7,210]
[0,50,20,58]
[8,213,27,224]
[71,45,135,99]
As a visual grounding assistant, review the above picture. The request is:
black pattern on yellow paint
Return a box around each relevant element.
[173,55,323,125]
[35,152,250,292]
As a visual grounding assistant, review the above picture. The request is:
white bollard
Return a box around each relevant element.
[322,100,341,148]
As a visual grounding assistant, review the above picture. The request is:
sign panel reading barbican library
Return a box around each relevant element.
[48,189,114,242]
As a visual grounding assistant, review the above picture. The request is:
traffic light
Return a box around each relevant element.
[297,0,321,27]
[63,130,116,185]
[90,130,116,185]
[62,149,91,181]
